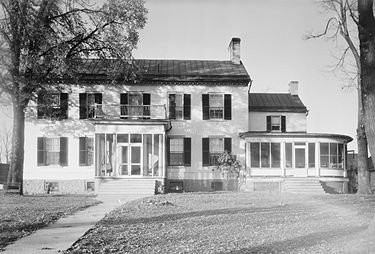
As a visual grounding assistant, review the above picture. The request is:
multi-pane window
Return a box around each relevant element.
[37,137,68,166]
[202,137,231,166]
[37,93,68,120]
[167,137,191,166]
[79,93,103,119]
[285,143,293,168]
[169,94,191,120]
[266,115,286,132]
[202,94,231,120]
[79,137,94,166]
[320,143,344,168]
[250,142,281,168]
[308,143,315,168]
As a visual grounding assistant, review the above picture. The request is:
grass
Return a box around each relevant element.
[66,192,375,254]
[0,192,100,251]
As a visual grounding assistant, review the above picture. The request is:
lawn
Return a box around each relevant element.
[66,192,375,254]
[0,192,100,251]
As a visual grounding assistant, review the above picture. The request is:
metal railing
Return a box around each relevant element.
[90,104,167,120]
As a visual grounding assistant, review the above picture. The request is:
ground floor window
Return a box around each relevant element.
[168,137,191,166]
[37,137,68,166]
[79,137,94,166]
[320,143,344,168]
[95,133,164,177]
[202,137,231,166]
[250,142,281,168]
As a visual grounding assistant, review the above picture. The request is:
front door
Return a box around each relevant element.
[118,144,142,176]
[294,142,307,176]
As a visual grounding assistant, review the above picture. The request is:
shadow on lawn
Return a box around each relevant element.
[103,204,300,225]
[224,225,367,254]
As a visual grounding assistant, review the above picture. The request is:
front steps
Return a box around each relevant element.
[97,178,156,199]
[283,178,326,194]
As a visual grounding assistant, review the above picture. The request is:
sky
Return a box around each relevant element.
[0,0,359,152]
[132,0,358,151]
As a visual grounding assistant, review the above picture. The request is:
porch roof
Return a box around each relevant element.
[239,131,353,143]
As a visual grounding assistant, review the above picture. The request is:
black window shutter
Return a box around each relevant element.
[183,94,191,120]
[60,93,68,120]
[79,137,86,166]
[169,94,176,119]
[143,93,151,105]
[202,138,210,166]
[37,137,45,166]
[79,93,87,119]
[94,93,102,104]
[37,93,46,119]
[281,116,286,132]
[266,116,271,132]
[120,93,128,104]
[224,138,232,154]
[184,137,191,166]
[166,137,170,166]
[224,94,232,120]
[60,137,68,166]
[202,94,209,120]
[120,93,128,118]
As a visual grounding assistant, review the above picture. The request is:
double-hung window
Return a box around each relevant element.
[202,94,231,120]
[169,94,191,120]
[37,137,68,166]
[202,137,231,166]
[37,93,68,120]
[79,93,103,119]
[266,115,286,132]
[167,137,191,166]
[79,137,94,166]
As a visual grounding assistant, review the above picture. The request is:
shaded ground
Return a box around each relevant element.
[0,192,100,251]
[66,192,375,254]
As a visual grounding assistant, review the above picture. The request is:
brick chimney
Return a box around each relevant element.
[229,37,241,64]
[288,81,299,96]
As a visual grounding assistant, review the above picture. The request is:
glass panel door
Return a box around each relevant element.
[295,148,306,168]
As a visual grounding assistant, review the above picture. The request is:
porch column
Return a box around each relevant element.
[163,133,167,178]
[343,143,347,178]
[281,141,286,177]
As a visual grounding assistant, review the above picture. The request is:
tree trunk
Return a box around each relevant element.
[359,0,375,194]
[6,101,26,195]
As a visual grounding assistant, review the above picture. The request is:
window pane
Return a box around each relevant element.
[130,134,142,143]
[170,138,184,152]
[295,148,305,168]
[330,143,338,168]
[131,146,141,163]
[271,143,280,168]
[271,116,281,130]
[122,146,128,163]
[153,135,160,176]
[175,94,183,119]
[131,165,141,175]
[320,143,329,168]
[209,138,224,153]
[261,143,270,168]
[209,94,224,119]
[338,144,344,169]
[285,143,293,168]
[169,138,184,166]
[46,138,60,165]
[308,143,315,168]
[143,134,152,176]
[117,134,128,143]
[250,143,260,168]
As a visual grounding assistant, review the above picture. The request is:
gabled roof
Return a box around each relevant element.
[249,93,308,113]
[77,59,251,83]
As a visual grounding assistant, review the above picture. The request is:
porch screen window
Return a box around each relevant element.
[320,143,344,168]
[308,143,315,168]
[169,94,191,120]
[250,142,281,168]
[37,137,68,166]
[37,93,68,120]
[167,137,191,166]
[202,137,231,166]
[79,93,102,119]
[285,143,293,168]
[202,94,231,120]
[266,116,286,132]
[79,137,93,166]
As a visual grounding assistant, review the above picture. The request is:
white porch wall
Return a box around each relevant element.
[24,84,249,181]
[249,112,307,132]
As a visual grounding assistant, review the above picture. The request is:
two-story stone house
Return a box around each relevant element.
[23,38,251,195]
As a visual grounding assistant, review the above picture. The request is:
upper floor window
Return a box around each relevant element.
[202,94,231,120]
[120,92,150,119]
[202,137,231,166]
[266,115,286,132]
[79,93,103,119]
[37,93,68,120]
[169,94,191,120]
[167,137,191,166]
[37,137,68,166]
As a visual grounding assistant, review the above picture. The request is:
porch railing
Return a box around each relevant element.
[90,104,167,120]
